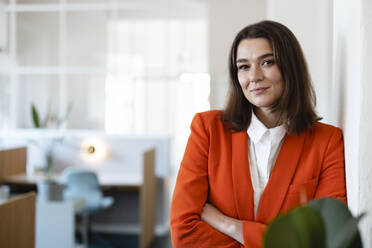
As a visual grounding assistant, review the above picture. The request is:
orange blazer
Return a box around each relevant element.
[170,110,346,248]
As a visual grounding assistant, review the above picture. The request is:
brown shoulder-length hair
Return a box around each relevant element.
[221,20,321,135]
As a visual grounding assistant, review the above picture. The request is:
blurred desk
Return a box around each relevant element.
[4,172,142,190]
[4,149,157,248]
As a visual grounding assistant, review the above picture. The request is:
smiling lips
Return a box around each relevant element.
[251,87,269,95]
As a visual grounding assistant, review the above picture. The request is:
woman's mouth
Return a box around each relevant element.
[251,87,269,95]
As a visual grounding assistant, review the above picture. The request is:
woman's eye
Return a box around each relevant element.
[262,60,275,66]
[238,64,249,70]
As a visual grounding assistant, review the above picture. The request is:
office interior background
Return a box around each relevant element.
[0,0,372,247]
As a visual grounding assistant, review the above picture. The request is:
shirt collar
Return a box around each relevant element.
[247,111,287,144]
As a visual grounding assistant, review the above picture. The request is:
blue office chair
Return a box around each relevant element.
[62,168,114,246]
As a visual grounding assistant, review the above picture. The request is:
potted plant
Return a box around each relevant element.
[264,198,363,248]
[36,143,64,201]
[31,103,70,201]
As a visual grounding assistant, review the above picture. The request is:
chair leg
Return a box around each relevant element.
[81,213,90,246]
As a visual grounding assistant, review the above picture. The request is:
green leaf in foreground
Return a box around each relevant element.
[308,198,363,248]
[264,206,326,248]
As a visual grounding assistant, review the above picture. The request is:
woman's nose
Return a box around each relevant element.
[248,66,264,83]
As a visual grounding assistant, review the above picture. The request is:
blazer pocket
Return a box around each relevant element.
[281,178,319,212]
[287,178,318,195]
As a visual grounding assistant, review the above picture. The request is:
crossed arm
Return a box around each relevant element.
[201,203,245,245]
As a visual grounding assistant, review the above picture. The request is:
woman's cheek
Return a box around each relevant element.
[238,74,248,88]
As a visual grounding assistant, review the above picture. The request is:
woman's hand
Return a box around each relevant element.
[201,203,244,245]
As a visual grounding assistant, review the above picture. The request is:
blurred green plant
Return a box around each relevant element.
[31,103,42,128]
[31,102,72,128]
[264,198,363,248]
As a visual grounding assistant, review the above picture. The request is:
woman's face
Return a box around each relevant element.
[236,38,284,111]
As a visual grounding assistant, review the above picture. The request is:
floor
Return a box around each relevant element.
[88,232,173,248]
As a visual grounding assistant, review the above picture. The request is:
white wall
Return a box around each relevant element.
[359,0,372,245]
[327,0,372,246]
[332,0,361,217]
[208,0,266,109]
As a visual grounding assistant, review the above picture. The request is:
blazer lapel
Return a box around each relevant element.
[231,130,255,220]
[256,132,307,223]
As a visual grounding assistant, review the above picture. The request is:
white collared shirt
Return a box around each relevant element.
[247,112,287,218]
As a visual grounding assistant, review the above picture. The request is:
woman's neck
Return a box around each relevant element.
[254,107,284,129]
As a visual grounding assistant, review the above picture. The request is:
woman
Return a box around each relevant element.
[170,20,346,248]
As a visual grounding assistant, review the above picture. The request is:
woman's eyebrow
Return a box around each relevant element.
[236,53,274,63]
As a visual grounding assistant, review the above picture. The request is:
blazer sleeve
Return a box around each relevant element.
[314,127,347,204]
[170,113,241,248]
[242,221,267,248]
